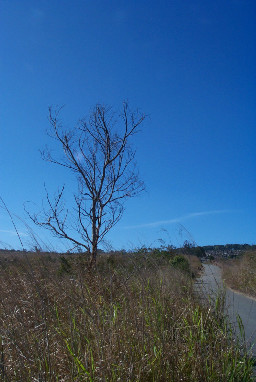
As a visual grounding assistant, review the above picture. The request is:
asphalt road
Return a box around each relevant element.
[196,263,256,357]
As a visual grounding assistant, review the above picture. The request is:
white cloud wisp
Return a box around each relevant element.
[123,209,238,230]
[0,229,28,237]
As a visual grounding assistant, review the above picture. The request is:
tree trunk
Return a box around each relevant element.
[90,204,97,268]
[90,243,97,268]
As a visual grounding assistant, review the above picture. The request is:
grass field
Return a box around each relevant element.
[0,250,254,381]
[221,251,256,299]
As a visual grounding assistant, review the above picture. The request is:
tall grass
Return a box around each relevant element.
[221,251,256,299]
[0,251,254,381]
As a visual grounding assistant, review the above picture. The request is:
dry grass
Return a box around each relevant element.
[221,251,256,299]
[0,251,253,381]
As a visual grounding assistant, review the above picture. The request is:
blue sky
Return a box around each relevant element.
[0,0,255,250]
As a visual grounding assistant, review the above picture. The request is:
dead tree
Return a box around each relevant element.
[28,103,145,266]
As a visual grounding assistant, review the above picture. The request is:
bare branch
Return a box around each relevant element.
[28,103,145,266]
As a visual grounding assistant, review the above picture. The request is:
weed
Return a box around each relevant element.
[221,251,256,298]
[0,252,253,381]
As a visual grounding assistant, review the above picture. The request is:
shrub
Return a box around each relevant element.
[58,256,72,275]
[170,255,190,274]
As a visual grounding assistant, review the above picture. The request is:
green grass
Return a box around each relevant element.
[0,251,254,381]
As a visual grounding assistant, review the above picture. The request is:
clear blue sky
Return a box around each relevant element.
[1,0,255,251]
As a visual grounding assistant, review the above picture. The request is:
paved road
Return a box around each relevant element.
[196,263,256,357]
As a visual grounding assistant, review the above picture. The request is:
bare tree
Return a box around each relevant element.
[28,102,145,266]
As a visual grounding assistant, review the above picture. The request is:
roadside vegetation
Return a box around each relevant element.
[221,250,256,299]
[0,249,254,381]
